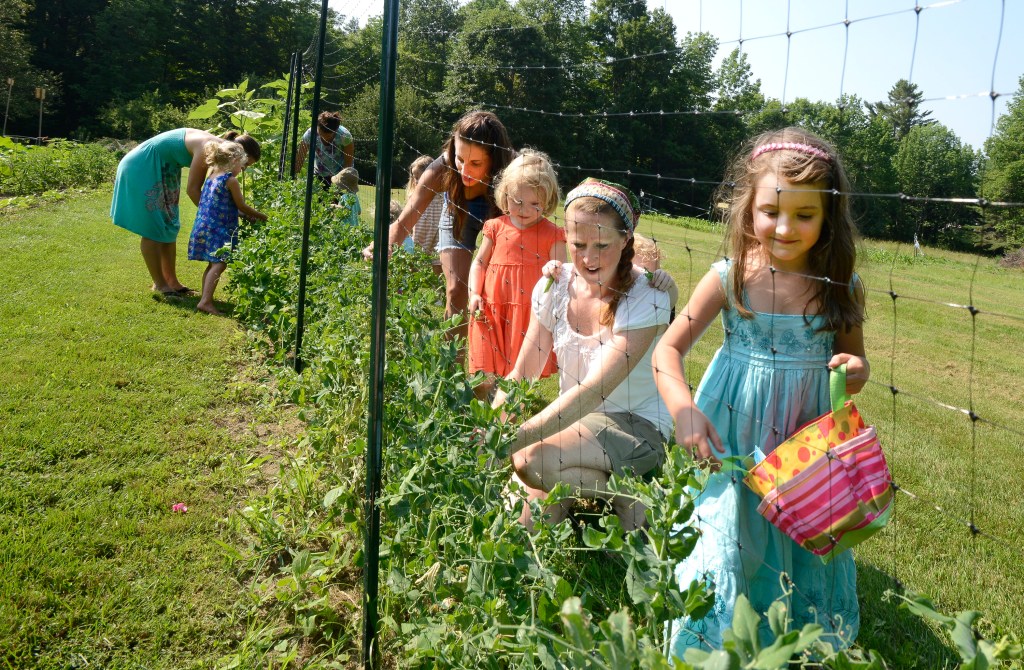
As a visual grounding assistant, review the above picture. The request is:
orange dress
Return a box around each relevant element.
[468,215,565,377]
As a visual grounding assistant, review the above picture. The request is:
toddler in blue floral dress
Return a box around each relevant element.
[653,127,871,659]
[188,140,267,315]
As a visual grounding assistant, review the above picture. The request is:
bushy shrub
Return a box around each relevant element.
[0,137,119,195]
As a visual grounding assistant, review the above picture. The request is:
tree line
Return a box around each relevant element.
[5,0,1022,253]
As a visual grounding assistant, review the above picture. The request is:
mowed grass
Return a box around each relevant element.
[635,214,1024,665]
[0,187,287,668]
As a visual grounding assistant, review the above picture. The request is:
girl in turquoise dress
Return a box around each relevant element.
[652,127,870,658]
[187,141,267,315]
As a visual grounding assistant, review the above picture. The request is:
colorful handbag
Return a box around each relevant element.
[743,365,893,563]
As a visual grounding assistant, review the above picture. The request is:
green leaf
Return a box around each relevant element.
[323,487,344,508]
[729,594,761,657]
[688,649,741,670]
[188,99,220,120]
[767,601,788,637]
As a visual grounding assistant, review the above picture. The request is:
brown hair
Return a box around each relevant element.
[318,111,342,133]
[565,196,636,328]
[440,110,514,240]
[717,126,862,332]
[221,130,261,164]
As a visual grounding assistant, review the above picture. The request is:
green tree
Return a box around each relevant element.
[441,1,564,153]
[1,0,59,136]
[25,0,107,136]
[343,83,443,187]
[399,0,461,98]
[981,75,1024,252]
[894,123,980,250]
[868,78,936,142]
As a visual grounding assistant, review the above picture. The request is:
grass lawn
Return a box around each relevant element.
[0,187,292,669]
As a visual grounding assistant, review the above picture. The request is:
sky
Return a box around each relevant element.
[329,0,1023,150]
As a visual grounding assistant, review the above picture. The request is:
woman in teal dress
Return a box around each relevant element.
[110,128,260,295]
[653,128,870,658]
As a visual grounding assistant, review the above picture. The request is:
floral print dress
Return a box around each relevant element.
[188,173,238,263]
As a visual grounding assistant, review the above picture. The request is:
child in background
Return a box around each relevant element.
[652,127,869,656]
[330,166,361,226]
[188,140,267,315]
[407,155,445,270]
[632,233,678,309]
[468,149,565,400]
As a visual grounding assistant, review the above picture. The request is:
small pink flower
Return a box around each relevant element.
[172,503,188,513]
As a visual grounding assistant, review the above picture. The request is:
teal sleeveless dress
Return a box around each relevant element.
[110,128,192,243]
[668,260,859,659]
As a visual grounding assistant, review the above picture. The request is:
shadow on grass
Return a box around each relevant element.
[856,562,959,669]
[151,292,237,317]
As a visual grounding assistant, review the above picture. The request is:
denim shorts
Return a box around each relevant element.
[436,211,484,253]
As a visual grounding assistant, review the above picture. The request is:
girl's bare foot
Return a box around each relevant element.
[196,302,222,316]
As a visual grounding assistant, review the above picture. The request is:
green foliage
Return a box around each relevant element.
[894,123,981,251]
[188,78,285,140]
[981,74,1024,252]
[0,138,119,195]
[898,594,1023,669]
[1,0,60,132]
[97,89,190,140]
[685,596,824,669]
[867,79,936,141]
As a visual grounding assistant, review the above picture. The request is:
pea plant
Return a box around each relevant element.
[220,172,1018,669]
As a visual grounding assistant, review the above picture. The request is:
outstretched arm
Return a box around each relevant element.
[513,324,661,453]
[186,144,211,206]
[651,268,726,462]
[227,176,267,221]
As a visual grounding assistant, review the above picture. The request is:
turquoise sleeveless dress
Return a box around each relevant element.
[668,260,859,659]
[110,128,192,243]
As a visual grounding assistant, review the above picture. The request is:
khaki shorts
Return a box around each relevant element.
[580,412,667,479]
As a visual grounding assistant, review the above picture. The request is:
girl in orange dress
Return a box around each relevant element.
[468,149,565,399]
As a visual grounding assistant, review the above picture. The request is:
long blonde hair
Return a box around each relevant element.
[718,126,862,332]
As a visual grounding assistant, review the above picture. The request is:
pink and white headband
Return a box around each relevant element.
[751,141,832,163]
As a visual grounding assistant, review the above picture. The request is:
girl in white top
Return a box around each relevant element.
[494,178,673,531]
